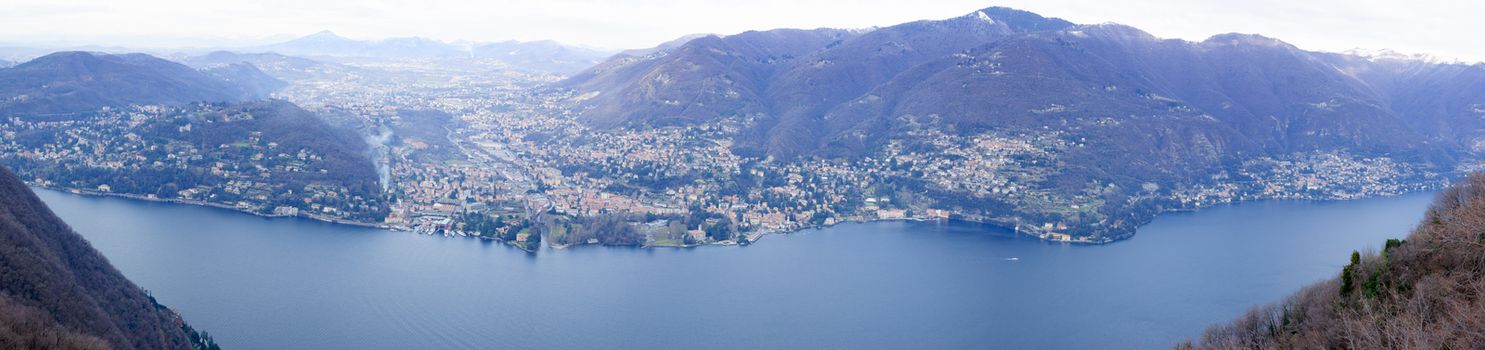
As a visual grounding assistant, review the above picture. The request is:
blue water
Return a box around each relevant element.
[35,189,1436,349]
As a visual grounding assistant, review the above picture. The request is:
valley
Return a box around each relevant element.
[2,7,1482,250]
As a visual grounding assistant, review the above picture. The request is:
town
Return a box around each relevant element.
[0,58,1462,250]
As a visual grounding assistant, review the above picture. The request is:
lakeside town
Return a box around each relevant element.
[0,58,1466,250]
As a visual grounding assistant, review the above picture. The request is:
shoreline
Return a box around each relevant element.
[29,185,395,230]
[30,183,1442,249]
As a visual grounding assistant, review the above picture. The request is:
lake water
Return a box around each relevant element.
[35,189,1436,349]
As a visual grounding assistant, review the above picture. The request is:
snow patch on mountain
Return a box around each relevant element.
[1343,48,1463,65]
[975,11,996,24]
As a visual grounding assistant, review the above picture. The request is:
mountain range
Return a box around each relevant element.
[257,31,464,59]
[252,30,614,73]
[178,50,360,84]
[182,51,322,70]
[564,7,1485,162]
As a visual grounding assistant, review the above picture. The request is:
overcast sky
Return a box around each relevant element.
[2,0,1481,62]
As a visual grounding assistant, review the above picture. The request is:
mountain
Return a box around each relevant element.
[560,6,1485,238]
[615,34,711,58]
[1319,51,1485,147]
[1183,174,1485,349]
[563,7,1482,160]
[470,40,612,73]
[562,7,1083,153]
[0,59,13,68]
[180,50,361,82]
[0,165,217,349]
[256,30,375,57]
[0,46,136,64]
[255,30,463,59]
[201,62,286,97]
[183,51,325,73]
[562,27,863,129]
[183,100,382,195]
[0,51,270,115]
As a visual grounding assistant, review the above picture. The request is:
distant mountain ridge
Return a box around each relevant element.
[180,50,354,83]
[183,51,325,72]
[471,39,615,73]
[0,51,278,115]
[260,31,465,59]
[252,31,613,73]
[200,62,286,97]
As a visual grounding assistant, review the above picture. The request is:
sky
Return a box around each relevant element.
[1,0,1481,62]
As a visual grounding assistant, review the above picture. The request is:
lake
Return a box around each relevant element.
[35,189,1436,349]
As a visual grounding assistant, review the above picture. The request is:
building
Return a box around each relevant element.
[273,206,301,216]
[877,209,907,220]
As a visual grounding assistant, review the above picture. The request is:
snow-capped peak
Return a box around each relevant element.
[1342,48,1462,65]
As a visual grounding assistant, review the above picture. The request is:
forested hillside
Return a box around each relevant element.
[0,165,219,349]
[1183,173,1485,348]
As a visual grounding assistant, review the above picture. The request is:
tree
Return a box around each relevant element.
[525,232,542,251]
[1340,250,1360,296]
[705,222,732,241]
